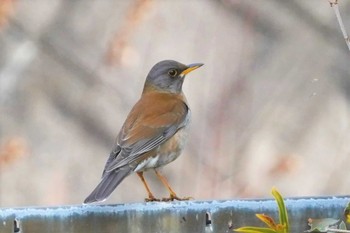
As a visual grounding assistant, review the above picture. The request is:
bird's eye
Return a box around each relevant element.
[168,69,177,77]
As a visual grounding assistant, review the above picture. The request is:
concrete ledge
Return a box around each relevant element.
[0,196,349,233]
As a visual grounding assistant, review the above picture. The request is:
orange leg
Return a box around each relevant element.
[137,172,159,202]
[154,169,192,201]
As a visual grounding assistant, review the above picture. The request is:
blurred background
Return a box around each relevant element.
[1,0,350,207]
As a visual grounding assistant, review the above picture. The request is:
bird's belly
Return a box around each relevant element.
[134,127,189,172]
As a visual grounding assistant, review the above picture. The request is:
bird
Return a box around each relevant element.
[84,60,203,204]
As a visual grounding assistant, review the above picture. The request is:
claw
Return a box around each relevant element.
[145,196,161,202]
[161,195,193,202]
[145,197,161,202]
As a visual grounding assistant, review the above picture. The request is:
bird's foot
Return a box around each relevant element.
[161,195,193,202]
[145,196,161,202]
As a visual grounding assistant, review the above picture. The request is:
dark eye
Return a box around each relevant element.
[168,69,177,77]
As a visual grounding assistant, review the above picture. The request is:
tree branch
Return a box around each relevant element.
[328,0,350,51]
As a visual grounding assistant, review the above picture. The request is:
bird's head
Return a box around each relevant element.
[143,60,203,94]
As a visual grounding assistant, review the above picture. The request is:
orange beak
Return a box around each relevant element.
[180,63,204,76]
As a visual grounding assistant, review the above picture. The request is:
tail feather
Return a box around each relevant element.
[84,167,132,204]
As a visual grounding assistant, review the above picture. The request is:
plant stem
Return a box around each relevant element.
[326,228,350,233]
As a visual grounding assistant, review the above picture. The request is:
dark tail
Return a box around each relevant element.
[84,167,132,204]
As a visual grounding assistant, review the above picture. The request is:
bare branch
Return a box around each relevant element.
[328,0,350,50]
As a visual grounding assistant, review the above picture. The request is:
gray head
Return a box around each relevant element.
[143,60,203,94]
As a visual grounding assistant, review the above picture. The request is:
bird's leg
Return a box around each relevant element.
[154,169,192,201]
[137,172,160,202]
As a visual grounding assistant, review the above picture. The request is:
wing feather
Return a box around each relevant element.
[103,92,189,172]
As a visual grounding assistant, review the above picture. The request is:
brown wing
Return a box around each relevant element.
[103,92,189,173]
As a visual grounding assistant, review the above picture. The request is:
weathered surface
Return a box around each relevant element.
[0,196,349,233]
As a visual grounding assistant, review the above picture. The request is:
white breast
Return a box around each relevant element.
[134,155,160,172]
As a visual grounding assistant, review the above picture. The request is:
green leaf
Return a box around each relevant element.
[339,221,347,230]
[344,201,350,223]
[307,218,340,232]
[234,226,277,233]
[271,187,289,233]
